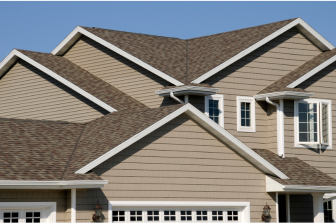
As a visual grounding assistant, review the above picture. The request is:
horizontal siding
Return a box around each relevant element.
[73,114,278,223]
[283,61,336,178]
[0,190,67,222]
[207,28,321,151]
[0,60,107,122]
[64,36,174,108]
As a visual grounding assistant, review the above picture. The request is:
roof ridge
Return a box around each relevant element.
[186,18,298,41]
[80,26,184,40]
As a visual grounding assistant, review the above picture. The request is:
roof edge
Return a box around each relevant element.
[51,26,184,86]
[192,18,335,84]
[254,91,314,101]
[0,49,116,113]
[287,54,336,88]
[75,104,289,180]
[156,86,219,97]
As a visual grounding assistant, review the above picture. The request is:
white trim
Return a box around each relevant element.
[236,96,256,132]
[0,49,116,113]
[109,201,250,223]
[52,26,184,86]
[287,54,336,88]
[254,91,313,101]
[275,192,279,223]
[266,176,336,193]
[192,18,334,84]
[75,103,289,179]
[0,202,56,223]
[312,193,324,223]
[205,94,224,128]
[266,97,285,157]
[71,189,76,223]
[0,180,108,189]
[294,99,332,149]
[156,86,219,97]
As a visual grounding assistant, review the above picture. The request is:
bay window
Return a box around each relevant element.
[294,99,332,148]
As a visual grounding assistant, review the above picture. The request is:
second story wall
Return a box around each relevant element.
[204,28,322,150]
[63,36,177,108]
[0,60,108,122]
[283,61,336,179]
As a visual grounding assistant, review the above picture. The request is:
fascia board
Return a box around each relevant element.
[0,180,108,189]
[287,54,336,88]
[52,27,184,86]
[0,50,19,78]
[192,18,335,84]
[254,91,314,101]
[75,104,289,180]
[155,86,219,95]
[283,185,336,192]
[10,50,116,112]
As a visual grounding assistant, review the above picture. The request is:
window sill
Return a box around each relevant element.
[295,143,332,150]
[237,127,255,133]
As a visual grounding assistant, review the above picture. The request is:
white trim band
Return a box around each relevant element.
[0,180,108,189]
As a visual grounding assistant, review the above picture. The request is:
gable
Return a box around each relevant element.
[0,59,108,122]
[63,36,178,108]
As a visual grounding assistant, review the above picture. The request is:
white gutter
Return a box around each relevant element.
[170,92,184,104]
[156,86,219,97]
[0,180,108,189]
[266,97,284,158]
[254,91,313,101]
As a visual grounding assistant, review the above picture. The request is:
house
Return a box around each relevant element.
[1,17,336,223]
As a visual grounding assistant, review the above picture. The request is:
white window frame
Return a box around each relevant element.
[205,94,224,128]
[0,202,56,223]
[236,96,256,132]
[108,201,250,223]
[294,99,332,149]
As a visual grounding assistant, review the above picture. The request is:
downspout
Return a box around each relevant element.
[266,97,285,158]
[170,92,184,104]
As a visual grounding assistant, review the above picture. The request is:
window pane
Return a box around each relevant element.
[241,111,245,119]
[246,111,250,119]
[299,133,308,142]
[299,123,307,132]
[245,102,250,110]
[322,104,329,143]
[12,213,19,218]
[4,213,10,218]
[299,113,307,122]
[241,119,245,126]
[299,103,308,112]
[246,119,250,127]
[213,100,218,108]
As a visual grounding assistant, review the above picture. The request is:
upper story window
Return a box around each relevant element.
[236,96,255,132]
[205,95,224,127]
[294,99,332,148]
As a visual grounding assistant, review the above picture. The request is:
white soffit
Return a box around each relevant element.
[287,54,336,88]
[75,104,289,180]
[192,18,335,84]
[51,26,184,86]
[0,49,116,113]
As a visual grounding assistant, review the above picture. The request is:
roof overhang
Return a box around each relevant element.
[156,86,219,97]
[75,103,289,180]
[266,176,336,193]
[192,18,335,84]
[254,91,314,101]
[0,49,116,112]
[0,179,108,189]
[51,26,184,86]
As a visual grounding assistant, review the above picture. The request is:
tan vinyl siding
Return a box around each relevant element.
[0,190,67,222]
[283,61,336,178]
[206,28,321,151]
[267,101,278,155]
[75,114,276,222]
[63,36,176,108]
[0,60,107,122]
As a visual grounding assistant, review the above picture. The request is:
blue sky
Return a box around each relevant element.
[0,1,336,61]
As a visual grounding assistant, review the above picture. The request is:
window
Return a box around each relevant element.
[205,95,224,127]
[324,201,333,222]
[147,211,159,221]
[130,211,142,221]
[196,211,207,221]
[164,211,176,221]
[212,211,224,221]
[294,99,332,148]
[113,211,125,222]
[180,211,192,221]
[237,96,255,132]
[25,212,40,223]
[227,211,239,222]
[3,212,19,223]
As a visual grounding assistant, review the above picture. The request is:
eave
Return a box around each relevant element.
[254,91,314,101]
[156,86,219,97]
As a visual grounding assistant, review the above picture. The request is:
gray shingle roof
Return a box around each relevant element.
[81,18,297,84]
[17,50,148,112]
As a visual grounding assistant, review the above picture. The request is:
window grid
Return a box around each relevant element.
[209,99,220,124]
[298,102,318,143]
[3,212,19,223]
[112,210,240,222]
[240,102,251,127]
[324,201,333,223]
[25,212,41,223]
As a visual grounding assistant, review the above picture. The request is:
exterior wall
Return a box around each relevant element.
[76,114,277,222]
[290,194,313,222]
[283,61,336,179]
[206,28,321,151]
[0,189,67,222]
[0,60,107,122]
[63,36,177,108]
